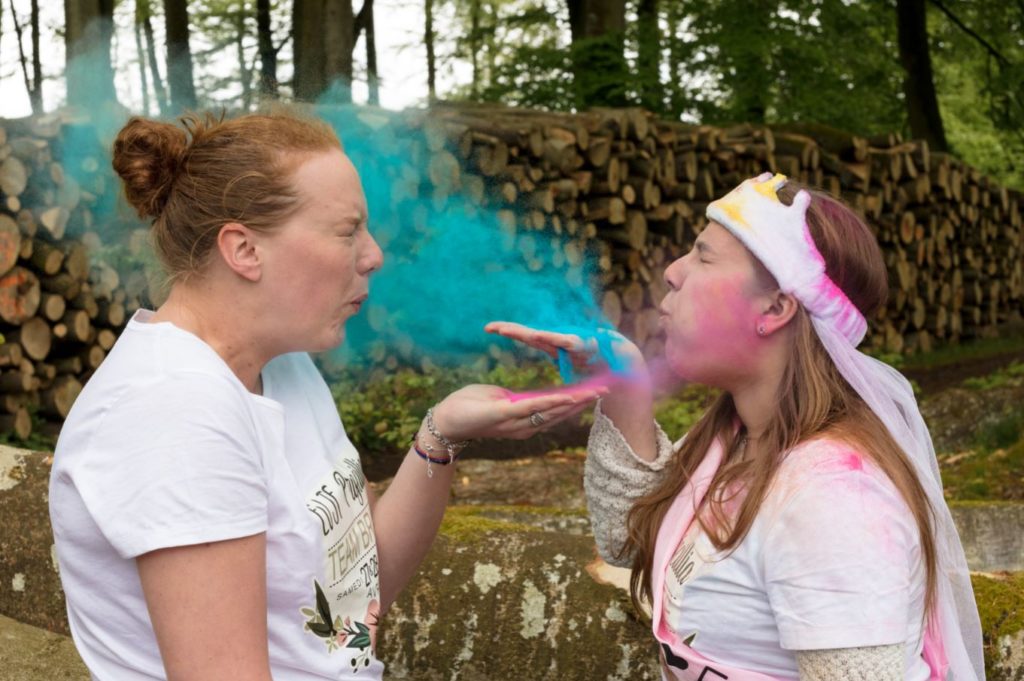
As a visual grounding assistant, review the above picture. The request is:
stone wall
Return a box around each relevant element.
[3,445,1023,679]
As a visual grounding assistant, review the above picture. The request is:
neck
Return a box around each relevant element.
[728,355,787,445]
[149,280,272,394]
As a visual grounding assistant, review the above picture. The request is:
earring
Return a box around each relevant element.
[757,324,767,337]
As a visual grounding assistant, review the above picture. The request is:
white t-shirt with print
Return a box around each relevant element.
[49,310,383,680]
[662,438,929,680]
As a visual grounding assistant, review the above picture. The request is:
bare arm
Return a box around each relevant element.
[136,533,272,681]
[366,445,457,612]
[369,383,603,612]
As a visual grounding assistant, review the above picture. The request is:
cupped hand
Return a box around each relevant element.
[484,321,645,375]
[430,383,607,442]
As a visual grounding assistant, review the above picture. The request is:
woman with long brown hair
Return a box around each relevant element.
[489,174,983,680]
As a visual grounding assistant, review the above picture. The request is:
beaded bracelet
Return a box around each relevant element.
[412,436,455,478]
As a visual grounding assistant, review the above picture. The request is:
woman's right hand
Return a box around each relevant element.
[483,321,647,384]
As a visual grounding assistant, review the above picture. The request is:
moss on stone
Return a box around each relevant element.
[473,504,588,518]
[949,499,1022,509]
[971,572,1024,679]
[438,506,539,543]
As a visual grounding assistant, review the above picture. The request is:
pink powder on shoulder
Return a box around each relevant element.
[839,451,864,471]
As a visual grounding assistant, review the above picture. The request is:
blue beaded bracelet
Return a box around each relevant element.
[413,437,455,477]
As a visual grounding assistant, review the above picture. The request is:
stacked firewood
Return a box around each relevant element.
[0,114,152,441]
[370,106,1022,359]
[1,105,1022,441]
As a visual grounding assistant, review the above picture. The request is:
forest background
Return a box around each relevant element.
[0,0,1021,191]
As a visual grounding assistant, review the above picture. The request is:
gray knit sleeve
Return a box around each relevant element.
[795,644,904,681]
[583,401,677,567]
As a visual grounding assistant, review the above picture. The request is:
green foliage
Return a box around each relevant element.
[901,334,1024,372]
[331,361,561,457]
[0,405,59,452]
[940,416,1024,501]
[931,2,1024,189]
[961,361,1024,392]
[652,384,717,438]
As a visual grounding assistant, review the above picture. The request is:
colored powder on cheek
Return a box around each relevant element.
[687,276,758,346]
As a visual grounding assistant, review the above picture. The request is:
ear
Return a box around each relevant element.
[758,290,799,336]
[216,222,262,283]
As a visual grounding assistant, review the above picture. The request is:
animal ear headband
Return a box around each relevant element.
[706,172,868,345]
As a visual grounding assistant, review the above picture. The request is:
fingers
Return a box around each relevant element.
[485,321,589,358]
[507,399,597,439]
[505,385,606,418]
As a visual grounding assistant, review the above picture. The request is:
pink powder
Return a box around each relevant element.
[839,451,864,471]
[503,371,630,402]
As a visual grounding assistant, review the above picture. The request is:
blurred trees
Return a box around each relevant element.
[3,0,1020,188]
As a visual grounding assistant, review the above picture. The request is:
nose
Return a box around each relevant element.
[664,254,687,291]
[359,230,384,275]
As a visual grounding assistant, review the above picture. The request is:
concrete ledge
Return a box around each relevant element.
[0,614,88,681]
[3,445,1022,679]
[949,501,1024,572]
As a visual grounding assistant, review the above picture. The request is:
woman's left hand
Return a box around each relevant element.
[429,383,607,442]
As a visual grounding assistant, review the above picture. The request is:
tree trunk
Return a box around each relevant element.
[323,0,354,102]
[720,0,772,123]
[363,0,379,105]
[293,0,325,100]
[138,0,168,115]
[636,0,659,112]
[235,4,253,110]
[469,0,480,98]
[29,0,42,113]
[665,0,685,118]
[566,0,629,108]
[10,0,38,113]
[896,0,948,151]
[133,7,151,114]
[64,0,117,109]
[164,0,197,110]
[425,0,436,102]
[256,0,278,98]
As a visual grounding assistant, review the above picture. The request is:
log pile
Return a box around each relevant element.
[356,105,1022,360]
[1,105,1022,441]
[0,114,152,442]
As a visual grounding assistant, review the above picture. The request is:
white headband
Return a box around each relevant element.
[706,172,868,346]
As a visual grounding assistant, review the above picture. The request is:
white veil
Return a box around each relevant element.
[812,318,985,681]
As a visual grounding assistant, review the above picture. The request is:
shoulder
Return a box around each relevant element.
[776,436,894,491]
[763,436,918,545]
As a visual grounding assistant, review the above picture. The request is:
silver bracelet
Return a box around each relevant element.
[424,407,471,458]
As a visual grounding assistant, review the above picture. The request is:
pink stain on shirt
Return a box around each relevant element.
[839,451,864,471]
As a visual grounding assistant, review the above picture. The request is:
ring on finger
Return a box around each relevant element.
[529,411,547,427]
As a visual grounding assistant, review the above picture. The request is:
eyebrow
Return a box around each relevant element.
[695,240,713,254]
[335,212,366,225]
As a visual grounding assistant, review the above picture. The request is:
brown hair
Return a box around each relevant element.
[112,108,342,280]
[624,183,938,619]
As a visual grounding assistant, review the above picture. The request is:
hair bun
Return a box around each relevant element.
[111,117,189,219]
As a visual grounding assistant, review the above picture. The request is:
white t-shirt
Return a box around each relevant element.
[49,310,384,680]
[662,438,929,680]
